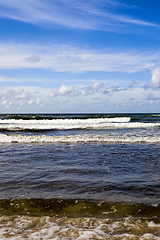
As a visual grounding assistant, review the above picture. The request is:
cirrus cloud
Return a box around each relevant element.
[0,0,159,32]
[0,43,160,73]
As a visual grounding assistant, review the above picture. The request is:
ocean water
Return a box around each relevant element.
[0,113,160,239]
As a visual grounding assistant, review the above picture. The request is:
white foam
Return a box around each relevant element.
[0,216,160,240]
[0,117,160,131]
[3,117,156,131]
[0,133,160,143]
[0,117,131,124]
[140,234,160,240]
[148,221,160,228]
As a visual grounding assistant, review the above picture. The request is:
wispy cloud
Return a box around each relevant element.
[0,0,159,31]
[144,93,160,100]
[0,43,160,73]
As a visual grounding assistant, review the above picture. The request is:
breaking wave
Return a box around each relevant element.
[1,117,160,131]
[0,133,160,143]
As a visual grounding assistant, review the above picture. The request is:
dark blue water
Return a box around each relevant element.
[0,142,159,204]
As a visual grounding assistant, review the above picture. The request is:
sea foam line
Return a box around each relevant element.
[0,134,160,143]
[0,117,131,130]
[0,117,131,123]
[0,119,160,130]
[0,215,160,240]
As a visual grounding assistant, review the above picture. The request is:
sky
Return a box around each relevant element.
[0,0,160,113]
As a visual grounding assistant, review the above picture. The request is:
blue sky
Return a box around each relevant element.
[0,0,160,113]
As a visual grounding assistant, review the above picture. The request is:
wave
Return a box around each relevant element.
[0,113,128,120]
[151,114,160,117]
[0,117,131,124]
[0,117,160,131]
[1,133,160,143]
[0,198,159,217]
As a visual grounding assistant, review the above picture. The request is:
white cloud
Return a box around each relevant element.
[50,82,125,98]
[144,93,160,101]
[150,67,160,88]
[2,100,7,105]
[92,82,105,90]
[0,84,160,113]
[48,91,57,98]
[0,0,158,32]
[28,100,33,104]
[0,43,160,73]
[0,86,43,110]
[59,85,74,95]
[24,55,41,63]
[144,67,160,88]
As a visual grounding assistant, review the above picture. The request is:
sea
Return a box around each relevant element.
[0,113,160,240]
